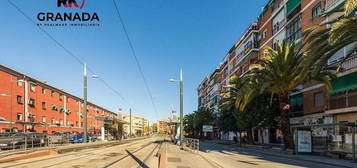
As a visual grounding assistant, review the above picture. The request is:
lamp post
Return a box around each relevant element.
[83,63,98,143]
[169,68,184,149]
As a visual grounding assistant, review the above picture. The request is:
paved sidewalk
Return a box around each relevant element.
[164,142,217,168]
[200,140,357,168]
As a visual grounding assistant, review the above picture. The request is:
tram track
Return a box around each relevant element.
[0,137,158,168]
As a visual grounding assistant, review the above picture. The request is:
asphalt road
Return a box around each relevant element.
[199,141,344,168]
[0,136,163,168]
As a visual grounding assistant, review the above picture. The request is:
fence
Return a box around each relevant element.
[0,133,77,153]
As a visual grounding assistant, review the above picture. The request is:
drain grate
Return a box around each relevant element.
[168,157,182,162]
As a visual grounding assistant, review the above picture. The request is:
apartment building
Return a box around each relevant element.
[0,64,118,134]
[121,113,149,136]
[198,0,357,154]
[197,22,259,113]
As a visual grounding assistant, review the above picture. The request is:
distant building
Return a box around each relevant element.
[121,113,149,136]
[0,64,118,134]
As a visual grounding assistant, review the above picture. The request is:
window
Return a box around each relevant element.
[42,116,46,123]
[28,98,35,107]
[312,2,322,19]
[286,15,301,42]
[17,113,22,121]
[17,96,23,104]
[51,91,54,97]
[42,102,46,110]
[262,29,267,39]
[30,83,36,92]
[273,21,281,34]
[59,94,63,101]
[273,42,278,50]
[42,88,46,94]
[314,92,324,107]
[51,118,55,124]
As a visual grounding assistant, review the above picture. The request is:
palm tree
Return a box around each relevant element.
[304,0,357,73]
[238,41,335,149]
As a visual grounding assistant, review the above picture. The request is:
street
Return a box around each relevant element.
[199,141,347,168]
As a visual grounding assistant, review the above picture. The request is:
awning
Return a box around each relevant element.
[51,104,57,110]
[287,0,301,15]
[331,72,357,94]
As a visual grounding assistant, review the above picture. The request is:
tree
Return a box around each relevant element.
[304,0,357,75]
[220,76,280,144]
[183,113,196,137]
[238,41,335,149]
[183,108,215,138]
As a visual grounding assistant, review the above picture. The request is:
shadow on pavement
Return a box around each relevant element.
[199,141,345,168]
[125,150,149,168]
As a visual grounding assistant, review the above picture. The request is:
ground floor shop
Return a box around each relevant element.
[290,111,357,160]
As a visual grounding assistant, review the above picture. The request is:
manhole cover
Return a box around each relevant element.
[168,157,181,162]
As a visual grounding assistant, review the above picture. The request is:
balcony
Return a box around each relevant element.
[289,106,304,118]
[325,0,345,13]
[329,55,357,72]
[329,89,357,110]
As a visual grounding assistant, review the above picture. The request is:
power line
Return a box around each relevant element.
[112,0,158,117]
[7,0,137,112]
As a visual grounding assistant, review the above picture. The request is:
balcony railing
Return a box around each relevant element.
[325,0,345,13]
[329,55,357,71]
[329,89,357,110]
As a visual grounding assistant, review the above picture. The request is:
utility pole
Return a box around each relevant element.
[169,69,184,149]
[129,108,132,138]
[83,63,88,143]
[142,118,145,136]
[179,68,184,149]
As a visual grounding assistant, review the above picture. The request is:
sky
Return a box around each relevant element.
[0,0,267,123]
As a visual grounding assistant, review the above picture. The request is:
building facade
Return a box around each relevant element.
[0,64,118,134]
[198,0,357,153]
[121,113,149,136]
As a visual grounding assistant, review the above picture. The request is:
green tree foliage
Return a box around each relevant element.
[304,0,357,75]
[184,108,215,138]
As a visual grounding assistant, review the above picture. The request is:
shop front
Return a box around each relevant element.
[292,122,357,161]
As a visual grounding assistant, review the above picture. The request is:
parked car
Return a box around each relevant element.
[0,133,47,150]
[70,133,97,143]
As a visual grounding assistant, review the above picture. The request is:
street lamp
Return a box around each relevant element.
[169,68,184,149]
[83,63,99,143]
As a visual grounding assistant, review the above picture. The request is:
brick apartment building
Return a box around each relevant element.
[198,0,357,153]
[0,64,118,134]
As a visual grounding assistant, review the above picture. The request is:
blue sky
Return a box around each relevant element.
[0,0,267,122]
